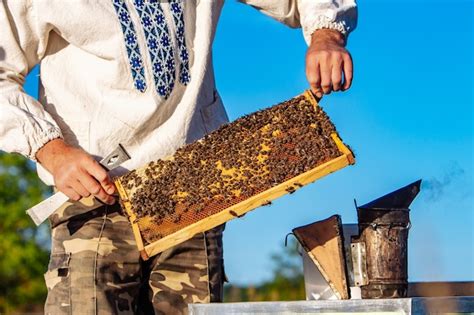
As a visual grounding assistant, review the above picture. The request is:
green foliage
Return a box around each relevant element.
[224,238,306,302]
[0,152,52,313]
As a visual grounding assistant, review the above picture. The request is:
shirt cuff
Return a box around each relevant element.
[29,127,63,161]
[302,15,350,44]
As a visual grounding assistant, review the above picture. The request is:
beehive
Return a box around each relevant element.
[114,90,355,259]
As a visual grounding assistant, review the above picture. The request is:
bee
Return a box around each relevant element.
[173,214,182,224]
[229,210,240,217]
[286,186,296,194]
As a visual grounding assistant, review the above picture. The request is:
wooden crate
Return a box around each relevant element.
[114,90,355,259]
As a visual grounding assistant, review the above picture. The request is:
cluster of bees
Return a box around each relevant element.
[118,94,341,242]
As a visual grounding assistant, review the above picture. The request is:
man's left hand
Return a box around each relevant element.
[306,29,353,99]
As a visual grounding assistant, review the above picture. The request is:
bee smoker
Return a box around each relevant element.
[353,180,421,299]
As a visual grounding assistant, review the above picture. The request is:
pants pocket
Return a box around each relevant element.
[44,252,71,315]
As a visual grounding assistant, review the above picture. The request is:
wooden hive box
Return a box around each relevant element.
[114,90,355,259]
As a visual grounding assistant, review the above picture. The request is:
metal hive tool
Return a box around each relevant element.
[114,90,355,260]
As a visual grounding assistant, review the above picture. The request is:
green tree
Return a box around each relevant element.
[224,238,306,302]
[0,152,52,313]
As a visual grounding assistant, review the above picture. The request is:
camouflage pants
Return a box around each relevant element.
[44,197,226,315]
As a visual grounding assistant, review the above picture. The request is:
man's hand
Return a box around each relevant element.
[36,139,116,204]
[306,29,353,99]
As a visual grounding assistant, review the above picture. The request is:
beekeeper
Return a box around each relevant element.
[0,0,357,313]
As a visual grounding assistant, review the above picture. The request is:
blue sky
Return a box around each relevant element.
[24,0,473,285]
[212,0,473,284]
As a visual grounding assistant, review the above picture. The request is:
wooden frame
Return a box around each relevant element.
[115,90,355,260]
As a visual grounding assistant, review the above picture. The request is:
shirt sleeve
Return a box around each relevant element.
[0,1,62,161]
[240,0,358,44]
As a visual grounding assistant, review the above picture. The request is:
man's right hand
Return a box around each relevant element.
[36,139,116,204]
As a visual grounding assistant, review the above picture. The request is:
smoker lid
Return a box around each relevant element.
[358,180,422,211]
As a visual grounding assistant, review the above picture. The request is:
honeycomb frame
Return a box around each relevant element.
[114,90,355,260]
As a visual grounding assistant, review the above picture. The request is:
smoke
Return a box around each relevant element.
[423,162,465,202]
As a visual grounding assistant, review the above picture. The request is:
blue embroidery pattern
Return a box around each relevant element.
[112,0,147,92]
[170,0,191,85]
[135,0,176,99]
[113,0,191,98]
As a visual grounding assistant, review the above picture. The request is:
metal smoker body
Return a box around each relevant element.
[354,180,421,299]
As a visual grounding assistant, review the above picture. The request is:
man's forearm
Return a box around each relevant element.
[311,29,346,47]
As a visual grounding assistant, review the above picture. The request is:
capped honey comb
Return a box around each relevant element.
[114,90,355,259]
